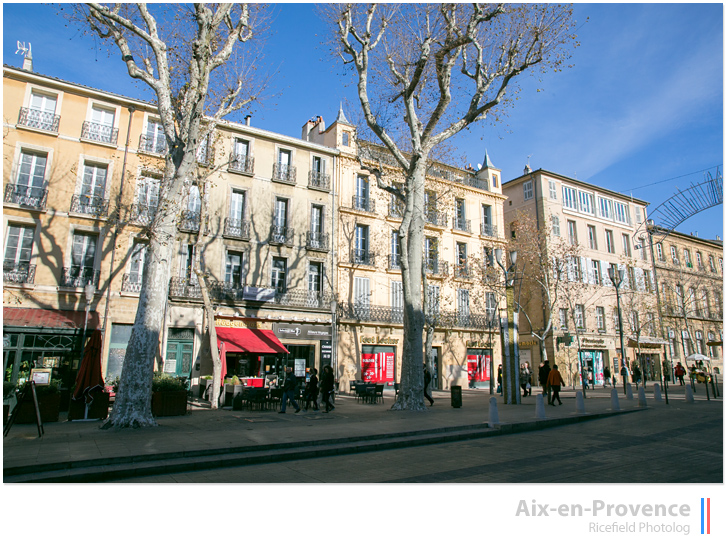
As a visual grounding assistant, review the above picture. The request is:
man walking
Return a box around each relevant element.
[423,365,434,406]
[278,366,301,414]
[320,365,335,413]
[547,364,565,406]
[539,361,551,404]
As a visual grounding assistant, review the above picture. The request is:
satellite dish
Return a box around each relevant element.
[477,163,482,170]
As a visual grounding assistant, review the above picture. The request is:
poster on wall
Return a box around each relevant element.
[294,358,306,377]
[467,354,491,382]
[361,351,395,383]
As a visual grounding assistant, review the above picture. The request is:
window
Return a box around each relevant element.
[562,186,578,209]
[144,120,166,153]
[598,197,613,220]
[456,242,468,276]
[614,201,630,224]
[275,148,293,180]
[575,305,586,330]
[670,246,678,264]
[627,266,636,290]
[548,180,557,200]
[719,258,723,273]
[353,276,370,317]
[225,251,244,287]
[630,311,640,332]
[30,91,57,115]
[551,215,560,236]
[127,241,147,285]
[426,285,440,317]
[70,232,97,280]
[354,224,370,263]
[572,257,582,282]
[88,105,116,143]
[342,131,350,147]
[668,328,678,359]
[4,224,34,273]
[196,134,209,163]
[596,307,605,331]
[646,313,655,336]
[702,289,711,317]
[638,237,647,260]
[587,225,597,249]
[186,185,201,214]
[696,251,703,268]
[492,174,498,188]
[425,236,438,272]
[523,180,533,201]
[559,308,568,330]
[635,207,642,224]
[25,91,58,131]
[391,280,403,317]
[689,287,699,315]
[708,255,716,272]
[457,288,470,324]
[274,198,288,229]
[179,243,197,283]
[485,292,496,320]
[592,259,602,285]
[455,198,467,230]
[622,234,631,257]
[136,175,160,219]
[271,257,287,293]
[15,150,48,203]
[354,175,370,210]
[309,262,323,293]
[605,230,615,254]
[481,204,492,235]
[230,189,246,220]
[80,163,107,202]
[656,243,664,261]
[643,269,652,292]
[310,204,324,244]
[696,331,705,355]
[391,230,400,267]
[278,148,291,167]
[683,248,691,266]
[578,191,594,215]
[231,138,251,172]
[613,309,620,333]
[567,220,577,245]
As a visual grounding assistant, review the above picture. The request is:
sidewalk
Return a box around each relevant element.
[3,382,720,482]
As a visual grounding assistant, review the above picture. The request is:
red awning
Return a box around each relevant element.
[3,307,100,330]
[215,327,289,354]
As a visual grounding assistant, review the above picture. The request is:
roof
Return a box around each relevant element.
[482,150,495,169]
[3,307,100,330]
[503,168,650,207]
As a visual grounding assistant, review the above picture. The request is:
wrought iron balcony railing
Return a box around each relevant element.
[352,196,375,214]
[425,258,448,276]
[389,199,404,219]
[61,267,100,288]
[223,217,251,240]
[337,301,496,329]
[480,223,498,238]
[453,217,471,233]
[306,232,329,251]
[138,134,167,155]
[18,107,60,133]
[81,121,118,145]
[425,209,447,227]
[130,203,157,225]
[4,183,48,209]
[228,153,254,174]
[121,273,142,293]
[351,248,375,266]
[3,262,35,285]
[308,171,331,191]
[270,224,294,246]
[272,163,297,184]
[70,194,109,217]
[454,263,471,279]
[465,176,489,191]
[389,254,401,270]
[178,210,201,232]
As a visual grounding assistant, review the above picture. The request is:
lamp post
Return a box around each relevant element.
[78,282,96,370]
[608,266,627,396]
[494,248,520,405]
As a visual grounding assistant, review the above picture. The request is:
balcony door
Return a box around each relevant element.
[90,106,115,142]
[71,232,97,280]
[17,151,47,201]
[4,225,34,273]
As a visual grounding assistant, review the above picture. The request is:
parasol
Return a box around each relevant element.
[72,330,104,418]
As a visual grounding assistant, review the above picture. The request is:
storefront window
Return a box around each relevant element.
[466,348,492,388]
[361,345,395,383]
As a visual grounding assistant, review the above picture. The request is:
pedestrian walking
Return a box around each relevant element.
[520,363,531,397]
[497,365,503,394]
[604,366,611,387]
[675,362,686,385]
[278,366,301,414]
[582,366,589,390]
[320,365,335,413]
[547,364,564,406]
[633,365,642,388]
[423,366,434,406]
[539,361,551,403]
[304,368,319,411]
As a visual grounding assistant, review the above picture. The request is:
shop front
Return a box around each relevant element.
[630,337,667,381]
[465,340,492,388]
[273,322,333,384]
[578,337,612,386]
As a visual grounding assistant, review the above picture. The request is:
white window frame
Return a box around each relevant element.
[548,180,557,200]
[523,180,533,201]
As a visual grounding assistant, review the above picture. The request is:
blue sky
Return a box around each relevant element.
[3,3,723,239]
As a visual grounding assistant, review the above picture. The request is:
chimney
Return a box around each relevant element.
[23,52,33,72]
[245,115,251,126]
[524,164,531,175]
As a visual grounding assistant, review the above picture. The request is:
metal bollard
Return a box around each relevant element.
[488,396,500,427]
[610,388,621,411]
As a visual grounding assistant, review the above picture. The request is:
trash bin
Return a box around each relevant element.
[451,385,462,408]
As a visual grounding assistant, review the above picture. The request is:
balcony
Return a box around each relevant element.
[138,134,167,155]
[389,199,404,219]
[337,302,495,329]
[4,183,48,209]
[425,258,448,276]
[178,210,201,232]
[169,277,202,299]
[454,263,471,279]
[223,217,251,240]
[130,203,157,225]
[306,231,329,251]
[465,176,489,191]
[351,248,375,266]
[480,223,498,238]
[18,107,60,133]
[70,194,109,217]
[270,224,294,246]
[3,262,35,285]
[228,153,254,175]
[425,209,447,227]
[121,273,142,293]
[308,171,331,192]
[388,253,401,270]
[453,217,471,233]
[81,121,118,145]
[352,195,376,214]
[61,267,100,288]
[272,163,296,184]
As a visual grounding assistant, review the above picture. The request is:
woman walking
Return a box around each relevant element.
[304,368,319,411]
[320,366,335,413]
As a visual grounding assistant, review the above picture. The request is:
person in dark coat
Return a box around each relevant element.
[278,366,301,414]
[497,365,503,394]
[423,366,434,406]
[604,366,611,387]
[539,362,551,404]
[304,368,319,411]
[320,366,335,413]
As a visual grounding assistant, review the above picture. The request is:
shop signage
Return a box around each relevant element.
[466,340,490,348]
[466,354,491,382]
[361,351,395,383]
[273,323,333,340]
[582,338,608,348]
[216,318,259,329]
[320,340,332,368]
[243,286,275,302]
[518,340,538,348]
[361,336,399,345]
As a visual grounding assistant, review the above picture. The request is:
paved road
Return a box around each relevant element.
[121,400,722,483]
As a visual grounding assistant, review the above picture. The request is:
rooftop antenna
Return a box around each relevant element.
[16,41,33,71]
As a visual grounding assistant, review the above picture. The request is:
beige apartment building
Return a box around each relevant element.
[3,64,338,396]
[652,228,723,374]
[306,110,506,390]
[503,168,660,386]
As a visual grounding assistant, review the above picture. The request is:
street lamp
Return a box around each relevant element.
[608,266,627,396]
[78,282,96,370]
[494,248,520,405]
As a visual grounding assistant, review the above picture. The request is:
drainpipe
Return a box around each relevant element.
[101,106,135,346]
